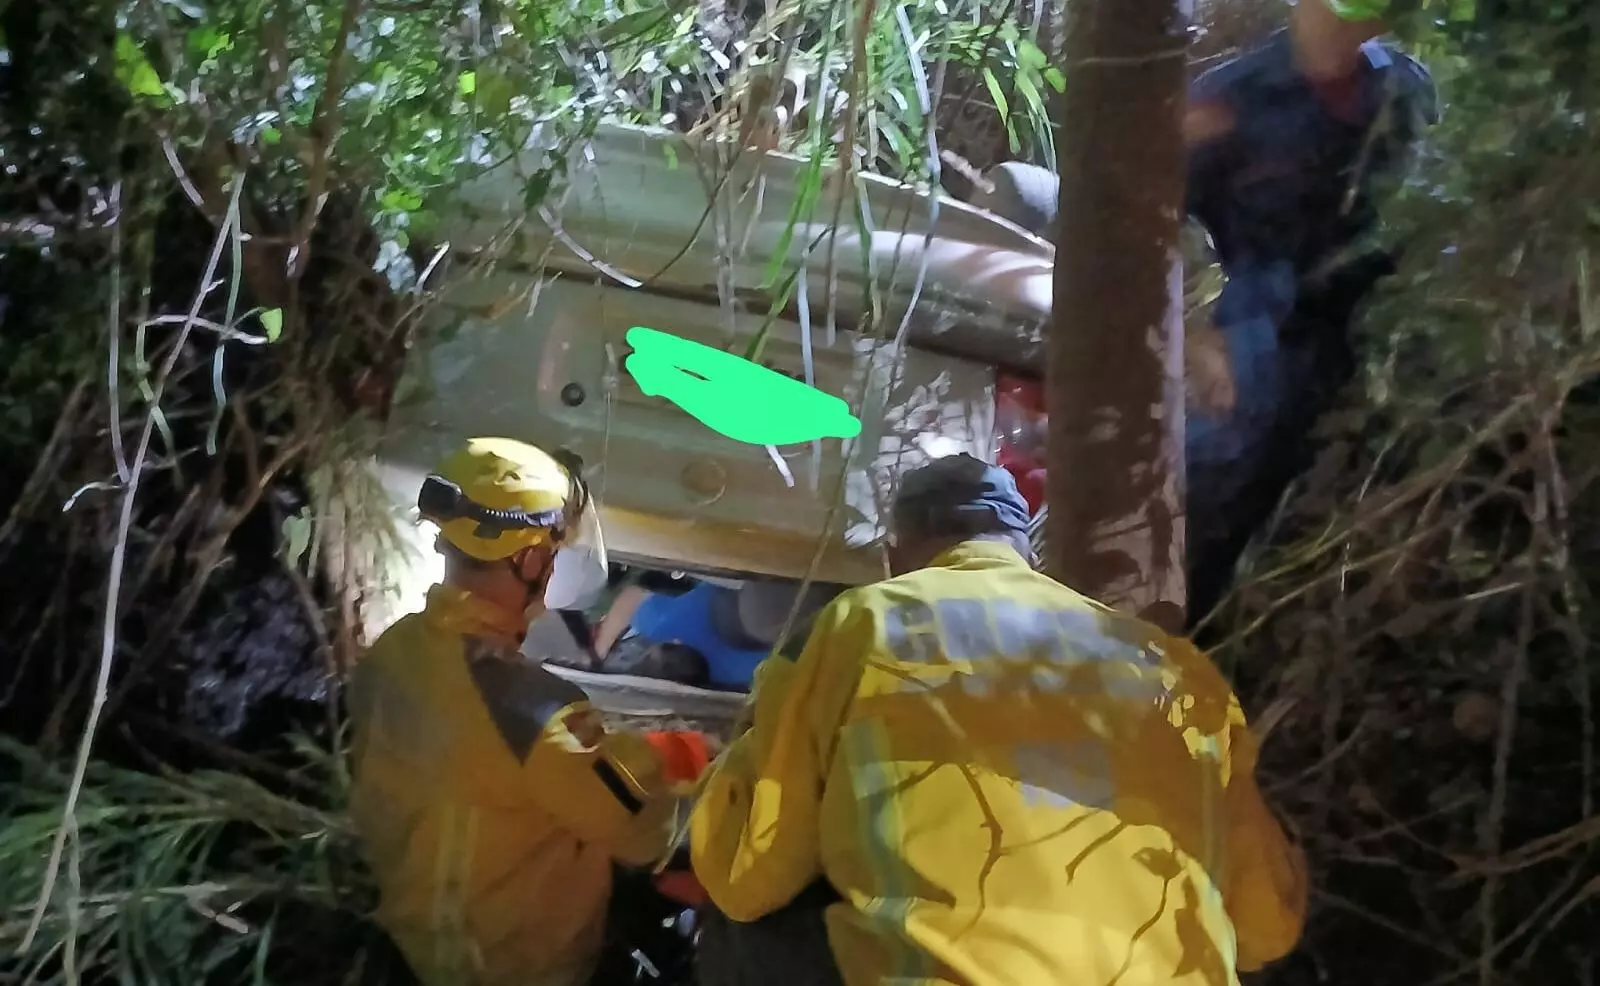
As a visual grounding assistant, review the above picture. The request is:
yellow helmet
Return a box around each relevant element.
[419,437,586,562]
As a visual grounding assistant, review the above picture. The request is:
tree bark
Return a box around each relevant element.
[1047,0,1189,632]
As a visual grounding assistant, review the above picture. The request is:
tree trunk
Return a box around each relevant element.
[1047,0,1189,631]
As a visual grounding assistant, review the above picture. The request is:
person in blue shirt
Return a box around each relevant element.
[624,582,767,689]
[599,578,841,690]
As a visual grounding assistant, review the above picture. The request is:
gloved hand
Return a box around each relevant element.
[642,730,718,786]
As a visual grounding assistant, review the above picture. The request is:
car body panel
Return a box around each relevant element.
[360,124,1049,635]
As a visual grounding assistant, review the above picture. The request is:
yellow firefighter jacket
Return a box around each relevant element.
[348,585,677,986]
[691,539,1307,986]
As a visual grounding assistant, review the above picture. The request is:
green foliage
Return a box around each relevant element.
[104,0,1054,250]
[0,281,98,465]
[0,739,377,986]
[114,33,174,104]
[1325,0,1395,19]
[1364,12,1598,386]
[947,18,1062,166]
[0,4,126,472]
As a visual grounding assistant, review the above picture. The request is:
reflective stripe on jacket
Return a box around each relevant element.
[691,539,1307,986]
[348,585,677,986]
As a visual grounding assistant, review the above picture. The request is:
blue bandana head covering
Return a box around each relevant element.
[893,454,1033,542]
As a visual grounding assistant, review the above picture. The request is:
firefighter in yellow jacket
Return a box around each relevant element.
[690,453,1308,986]
[348,437,709,986]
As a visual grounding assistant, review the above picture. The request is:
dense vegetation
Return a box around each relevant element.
[1,0,1596,983]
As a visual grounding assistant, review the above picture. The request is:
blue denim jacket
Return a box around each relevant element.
[1187,29,1437,278]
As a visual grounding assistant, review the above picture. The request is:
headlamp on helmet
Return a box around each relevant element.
[417,474,566,541]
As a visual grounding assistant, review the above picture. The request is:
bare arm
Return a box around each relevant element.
[594,585,651,658]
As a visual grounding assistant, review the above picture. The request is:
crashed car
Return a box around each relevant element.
[352,122,1057,727]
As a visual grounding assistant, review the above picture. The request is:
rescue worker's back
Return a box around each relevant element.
[692,458,1307,986]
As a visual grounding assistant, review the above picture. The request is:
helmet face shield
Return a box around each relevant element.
[542,502,609,611]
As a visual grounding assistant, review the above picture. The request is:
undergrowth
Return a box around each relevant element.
[2,0,1598,984]
[1211,15,1600,982]
[0,738,389,986]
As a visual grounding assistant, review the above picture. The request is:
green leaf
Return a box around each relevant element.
[457,70,477,95]
[114,33,172,105]
[260,125,282,145]
[380,187,425,213]
[280,508,313,568]
[593,9,677,45]
[1015,69,1045,120]
[187,27,233,60]
[877,118,912,165]
[1324,0,1390,19]
[672,8,696,40]
[981,67,1010,122]
[1043,66,1067,93]
[474,72,514,118]
[260,308,283,342]
[523,170,554,211]
[409,209,439,238]
[1016,39,1048,72]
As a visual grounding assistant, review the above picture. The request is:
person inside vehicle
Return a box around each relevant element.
[346,437,713,986]
[689,453,1307,986]
[592,574,840,691]
[969,0,1437,622]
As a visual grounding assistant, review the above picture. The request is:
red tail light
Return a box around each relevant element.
[994,372,1046,514]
